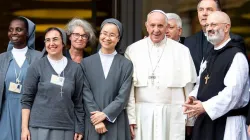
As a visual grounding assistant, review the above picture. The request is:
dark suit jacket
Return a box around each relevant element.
[179,37,185,44]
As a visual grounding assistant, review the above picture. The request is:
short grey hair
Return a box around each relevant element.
[147,10,168,24]
[165,13,182,28]
[66,18,96,46]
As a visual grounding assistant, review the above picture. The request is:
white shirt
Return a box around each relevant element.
[98,50,117,79]
[47,56,68,75]
[11,46,28,67]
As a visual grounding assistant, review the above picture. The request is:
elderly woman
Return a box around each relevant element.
[0,16,41,140]
[21,27,84,140]
[65,18,96,63]
[80,18,133,140]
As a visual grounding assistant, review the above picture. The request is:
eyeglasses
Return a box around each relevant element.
[100,32,119,39]
[204,23,227,28]
[44,37,61,44]
[71,33,89,40]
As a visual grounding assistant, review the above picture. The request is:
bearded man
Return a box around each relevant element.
[183,11,250,140]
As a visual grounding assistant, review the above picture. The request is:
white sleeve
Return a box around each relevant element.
[202,53,249,120]
[125,47,136,125]
[184,83,196,126]
[126,84,136,124]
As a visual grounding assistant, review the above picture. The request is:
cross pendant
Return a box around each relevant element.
[148,73,156,85]
[16,78,21,85]
[60,88,63,97]
[205,74,210,84]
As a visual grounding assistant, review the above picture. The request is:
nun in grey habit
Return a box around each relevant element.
[80,18,133,140]
[21,27,84,140]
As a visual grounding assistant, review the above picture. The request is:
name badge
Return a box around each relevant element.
[50,74,64,86]
[9,82,22,93]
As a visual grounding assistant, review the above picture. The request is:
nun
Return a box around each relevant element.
[0,17,41,140]
[21,27,84,140]
[80,18,133,140]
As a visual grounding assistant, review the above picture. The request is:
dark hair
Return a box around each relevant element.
[198,0,222,10]
[44,27,64,45]
[11,17,29,33]
[42,27,66,57]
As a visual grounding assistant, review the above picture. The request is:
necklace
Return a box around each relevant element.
[59,70,65,97]
[14,59,22,85]
[147,39,166,85]
[58,57,66,97]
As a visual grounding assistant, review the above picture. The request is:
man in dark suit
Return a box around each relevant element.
[184,0,246,74]
[166,13,186,44]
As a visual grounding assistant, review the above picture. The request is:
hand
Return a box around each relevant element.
[183,100,205,118]
[130,124,137,139]
[248,125,250,136]
[91,111,106,125]
[21,127,31,140]
[74,133,83,140]
[95,122,108,134]
[183,96,196,113]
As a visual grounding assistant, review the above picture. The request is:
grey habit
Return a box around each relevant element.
[81,18,133,140]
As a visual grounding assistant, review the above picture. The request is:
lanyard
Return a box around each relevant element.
[14,60,22,84]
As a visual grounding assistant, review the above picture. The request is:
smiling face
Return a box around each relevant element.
[205,11,231,46]
[99,23,120,53]
[69,26,89,50]
[8,19,28,47]
[146,12,168,43]
[197,0,218,28]
[45,30,64,58]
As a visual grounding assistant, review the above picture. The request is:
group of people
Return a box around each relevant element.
[0,0,250,140]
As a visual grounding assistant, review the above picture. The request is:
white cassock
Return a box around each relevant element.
[190,38,250,140]
[125,37,197,140]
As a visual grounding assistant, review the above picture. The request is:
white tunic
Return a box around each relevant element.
[190,38,250,140]
[98,50,118,122]
[47,56,68,75]
[11,46,28,67]
[99,50,117,79]
[125,37,197,140]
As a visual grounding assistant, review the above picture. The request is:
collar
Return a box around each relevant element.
[177,38,181,42]
[147,36,167,47]
[47,55,65,63]
[11,46,28,53]
[214,38,231,50]
[99,50,117,56]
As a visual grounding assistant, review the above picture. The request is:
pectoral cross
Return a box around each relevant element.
[148,73,156,85]
[205,74,210,84]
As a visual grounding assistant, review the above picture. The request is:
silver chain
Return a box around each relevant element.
[147,39,166,75]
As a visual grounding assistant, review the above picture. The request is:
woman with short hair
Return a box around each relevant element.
[65,18,96,63]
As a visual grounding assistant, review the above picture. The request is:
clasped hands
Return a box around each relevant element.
[90,111,108,134]
[183,96,205,118]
